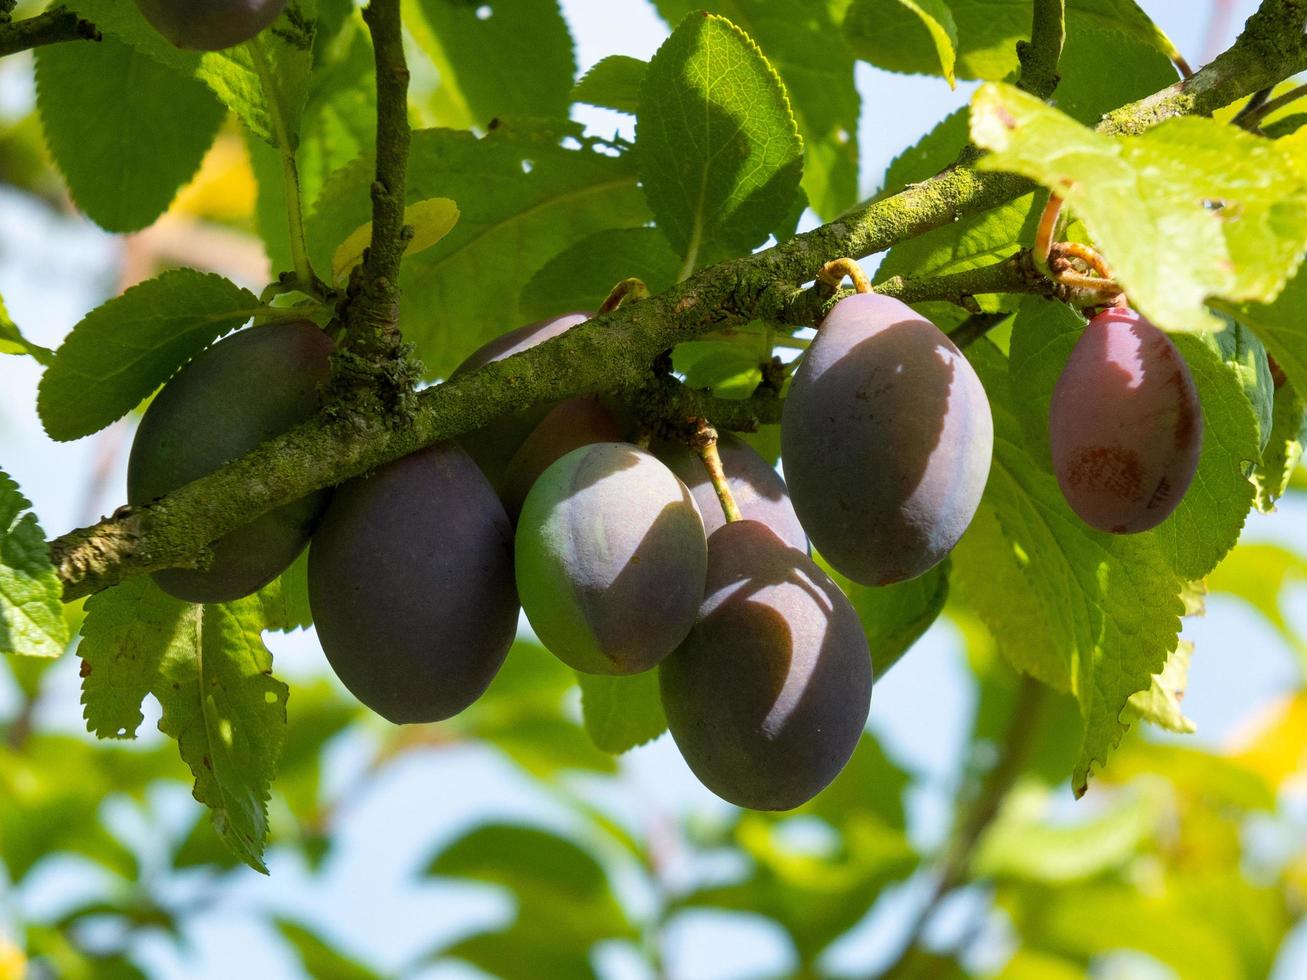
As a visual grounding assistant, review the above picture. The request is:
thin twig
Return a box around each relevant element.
[1238,81,1307,128]
[0,7,98,57]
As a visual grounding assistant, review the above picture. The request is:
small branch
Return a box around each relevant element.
[1016,0,1066,100]
[689,419,742,524]
[1237,81,1307,129]
[880,676,1045,978]
[344,0,412,359]
[0,8,99,58]
[948,312,1012,350]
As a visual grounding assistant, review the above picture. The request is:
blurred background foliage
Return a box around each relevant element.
[1,0,1306,977]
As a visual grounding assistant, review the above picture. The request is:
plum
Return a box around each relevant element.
[451,312,589,492]
[132,0,288,51]
[127,321,333,603]
[1050,307,1202,533]
[659,520,872,811]
[516,442,707,675]
[655,433,807,552]
[307,442,518,723]
[781,293,992,586]
[499,396,624,521]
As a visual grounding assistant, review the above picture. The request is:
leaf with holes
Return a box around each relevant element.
[971,84,1307,334]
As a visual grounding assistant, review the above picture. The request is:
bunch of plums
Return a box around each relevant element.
[132,0,287,51]
[124,292,1202,811]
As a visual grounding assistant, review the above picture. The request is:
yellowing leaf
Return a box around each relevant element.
[970,83,1307,334]
[1228,691,1307,788]
[331,197,460,283]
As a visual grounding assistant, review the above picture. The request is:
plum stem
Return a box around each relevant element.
[689,419,743,524]
[599,278,651,314]
[1033,194,1063,274]
[817,258,871,295]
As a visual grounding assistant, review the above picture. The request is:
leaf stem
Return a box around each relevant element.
[247,37,319,298]
[599,277,651,314]
[1237,81,1307,129]
[689,419,742,524]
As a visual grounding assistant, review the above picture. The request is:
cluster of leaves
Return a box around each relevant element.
[0,3,1305,970]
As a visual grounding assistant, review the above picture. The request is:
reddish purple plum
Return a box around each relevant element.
[132,0,288,50]
[1049,307,1202,533]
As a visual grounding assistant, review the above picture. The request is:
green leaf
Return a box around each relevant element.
[637,12,804,269]
[78,576,192,739]
[0,295,54,365]
[950,341,1185,795]
[67,0,317,146]
[1007,298,1263,581]
[308,123,647,377]
[34,34,225,233]
[519,227,682,320]
[577,671,667,754]
[834,559,949,679]
[155,598,289,873]
[974,782,1165,884]
[252,548,314,633]
[572,55,647,114]
[1225,263,1307,394]
[672,341,765,399]
[652,0,858,219]
[1207,543,1307,664]
[971,83,1307,335]
[948,1,1182,121]
[37,270,262,442]
[1125,640,1195,734]
[198,20,317,147]
[0,471,67,659]
[1252,380,1306,511]
[408,0,576,125]
[331,197,461,282]
[426,823,633,975]
[275,920,382,980]
[843,0,958,86]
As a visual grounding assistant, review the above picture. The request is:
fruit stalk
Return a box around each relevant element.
[689,420,743,524]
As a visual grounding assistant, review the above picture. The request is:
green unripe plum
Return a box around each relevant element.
[781,293,993,586]
[127,321,333,603]
[132,0,288,50]
[308,443,519,724]
[655,433,807,552]
[516,442,707,675]
[659,520,872,811]
[500,396,624,522]
[452,312,589,491]
[1050,307,1202,533]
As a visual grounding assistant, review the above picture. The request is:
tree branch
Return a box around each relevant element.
[1016,0,1066,100]
[0,7,99,58]
[44,0,1307,601]
[341,0,411,360]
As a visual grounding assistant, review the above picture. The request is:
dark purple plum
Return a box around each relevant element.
[516,442,707,675]
[127,321,333,603]
[659,520,872,811]
[308,443,518,724]
[500,396,624,521]
[1050,307,1202,533]
[452,312,589,491]
[132,0,288,50]
[781,293,992,586]
[656,433,807,552]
